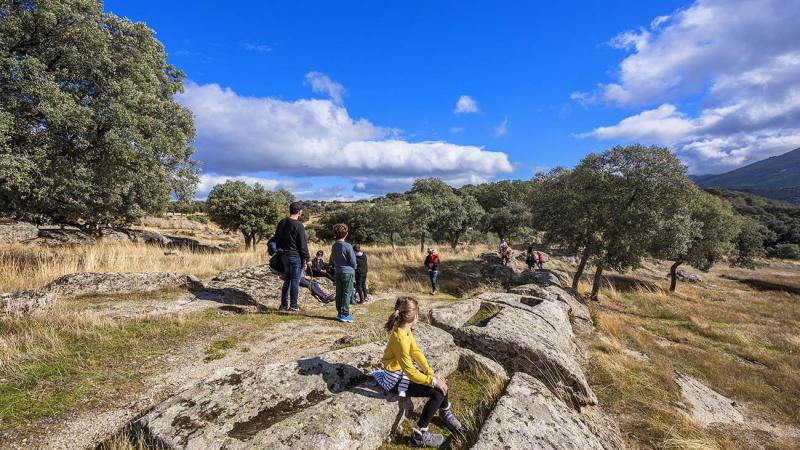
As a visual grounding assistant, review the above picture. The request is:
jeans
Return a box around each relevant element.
[300,277,328,302]
[335,272,354,317]
[281,254,303,309]
[355,272,367,302]
[429,270,439,292]
[392,381,449,429]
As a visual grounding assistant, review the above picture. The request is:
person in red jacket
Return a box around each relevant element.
[537,251,545,270]
[423,248,440,295]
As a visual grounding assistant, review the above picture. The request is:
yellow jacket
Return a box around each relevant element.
[381,326,435,387]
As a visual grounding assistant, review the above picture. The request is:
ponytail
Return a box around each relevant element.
[384,297,419,332]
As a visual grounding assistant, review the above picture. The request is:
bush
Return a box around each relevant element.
[767,243,800,260]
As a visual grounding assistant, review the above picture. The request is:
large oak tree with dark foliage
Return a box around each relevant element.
[0,0,197,229]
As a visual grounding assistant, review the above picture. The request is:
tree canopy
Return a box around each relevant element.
[0,0,197,229]
[206,181,291,250]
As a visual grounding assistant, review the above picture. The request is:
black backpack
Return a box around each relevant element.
[269,252,285,274]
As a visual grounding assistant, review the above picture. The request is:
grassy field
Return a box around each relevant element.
[1,238,799,449]
[581,260,800,449]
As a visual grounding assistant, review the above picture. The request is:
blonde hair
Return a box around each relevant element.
[333,223,349,240]
[384,297,419,332]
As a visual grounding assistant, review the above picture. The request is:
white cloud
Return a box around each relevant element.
[178,82,513,192]
[243,43,272,53]
[304,71,346,104]
[196,174,288,198]
[453,95,479,114]
[450,127,464,134]
[574,0,800,173]
[352,173,491,195]
[494,117,509,137]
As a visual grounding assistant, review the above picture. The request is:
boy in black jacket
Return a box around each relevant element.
[353,244,369,304]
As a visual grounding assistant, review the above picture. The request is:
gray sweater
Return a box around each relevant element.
[330,240,357,274]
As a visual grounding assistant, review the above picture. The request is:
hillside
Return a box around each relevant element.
[706,189,800,259]
[694,148,800,203]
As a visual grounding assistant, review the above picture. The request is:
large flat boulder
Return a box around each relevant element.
[137,324,472,449]
[0,220,39,242]
[675,371,744,427]
[205,265,323,309]
[472,372,606,450]
[510,284,594,334]
[429,292,595,407]
[44,272,203,298]
[31,228,96,246]
[0,291,52,315]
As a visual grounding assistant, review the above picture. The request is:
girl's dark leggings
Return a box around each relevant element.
[393,381,449,428]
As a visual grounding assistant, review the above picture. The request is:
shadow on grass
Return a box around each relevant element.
[721,275,800,295]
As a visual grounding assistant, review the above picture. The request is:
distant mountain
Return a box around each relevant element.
[693,147,800,204]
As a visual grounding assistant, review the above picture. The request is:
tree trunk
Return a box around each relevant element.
[669,260,683,292]
[590,262,604,301]
[420,232,425,252]
[450,234,459,250]
[390,231,396,249]
[243,232,252,250]
[572,248,590,290]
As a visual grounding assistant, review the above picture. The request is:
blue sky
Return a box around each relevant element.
[105,0,800,200]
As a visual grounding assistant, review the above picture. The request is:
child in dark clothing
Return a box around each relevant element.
[353,244,369,304]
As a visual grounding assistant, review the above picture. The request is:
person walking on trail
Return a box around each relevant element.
[424,248,440,295]
[373,297,463,447]
[499,240,511,266]
[525,249,536,271]
[275,202,310,312]
[353,244,369,304]
[330,223,357,323]
[537,251,545,270]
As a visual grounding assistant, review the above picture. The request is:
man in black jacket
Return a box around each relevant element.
[275,202,311,311]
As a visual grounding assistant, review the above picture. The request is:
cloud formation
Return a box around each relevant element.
[453,95,479,114]
[196,174,290,198]
[304,71,346,104]
[575,0,800,173]
[494,117,508,137]
[179,82,513,196]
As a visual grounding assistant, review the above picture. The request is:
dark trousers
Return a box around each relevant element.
[281,254,303,309]
[429,270,439,292]
[393,382,449,429]
[300,278,328,302]
[311,268,335,282]
[335,272,354,316]
[354,272,367,302]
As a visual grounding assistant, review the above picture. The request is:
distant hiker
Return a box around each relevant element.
[353,244,369,304]
[499,240,511,266]
[525,250,536,271]
[275,202,310,312]
[373,297,463,447]
[310,250,335,281]
[330,223,357,323]
[537,251,545,270]
[424,248,440,295]
[300,270,334,303]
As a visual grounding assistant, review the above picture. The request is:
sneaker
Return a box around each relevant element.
[339,315,354,323]
[289,306,300,312]
[278,305,289,311]
[440,408,463,434]
[411,427,444,448]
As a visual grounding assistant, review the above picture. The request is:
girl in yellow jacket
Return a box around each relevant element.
[373,297,463,448]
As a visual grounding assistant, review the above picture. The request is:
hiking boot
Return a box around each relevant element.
[323,293,335,303]
[412,427,444,448]
[440,407,463,433]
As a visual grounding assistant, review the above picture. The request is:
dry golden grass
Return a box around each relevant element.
[0,241,266,292]
[354,244,494,296]
[581,260,800,449]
